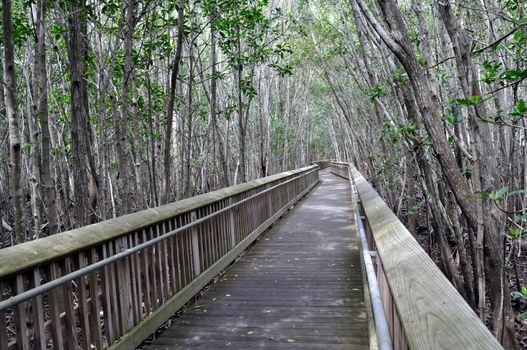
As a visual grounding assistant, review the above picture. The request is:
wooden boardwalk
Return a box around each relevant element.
[149,170,368,349]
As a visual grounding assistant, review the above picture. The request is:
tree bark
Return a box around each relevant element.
[67,0,91,227]
[161,0,185,204]
[35,0,57,236]
[437,3,517,347]
[2,0,25,244]
[115,0,137,215]
[353,0,479,231]
[210,17,229,187]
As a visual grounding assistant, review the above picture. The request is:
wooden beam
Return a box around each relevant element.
[0,166,318,279]
[347,163,502,350]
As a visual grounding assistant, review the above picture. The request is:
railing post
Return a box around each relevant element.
[267,184,273,219]
[229,198,237,248]
[115,238,133,333]
[190,211,201,277]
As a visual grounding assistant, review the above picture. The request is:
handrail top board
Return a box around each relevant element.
[342,162,502,350]
[0,165,318,279]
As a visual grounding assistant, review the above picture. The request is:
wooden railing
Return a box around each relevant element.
[328,161,503,350]
[0,165,319,350]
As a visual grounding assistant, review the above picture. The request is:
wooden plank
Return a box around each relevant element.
[190,211,201,278]
[101,244,116,345]
[132,232,144,323]
[77,252,91,349]
[109,174,318,350]
[89,248,104,350]
[31,269,46,350]
[228,198,236,248]
[167,220,177,294]
[47,264,64,350]
[0,166,318,280]
[154,225,165,304]
[116,237,133,332]
[126,235,139,326]
[148,171,364,350]
[147,226,158,309]
[13,275,29,350]
[141,229,152,314]
[349,164,503,349]
[61,258,78,349]
[0,282,8,350]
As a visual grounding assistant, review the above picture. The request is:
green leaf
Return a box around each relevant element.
[456,95,482,106]
[488,186,508,201]
[409,203,421,215]
[462,166,472,180]
[469,95,482,104]
[456,98,472,106]
[517,311,527,322]
[511,99,527,117]
[496,186,509,198]
[512,291,524,299]
[508,189,525,196]
[505,227,522,238]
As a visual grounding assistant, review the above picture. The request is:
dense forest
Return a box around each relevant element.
[1,0,526,347]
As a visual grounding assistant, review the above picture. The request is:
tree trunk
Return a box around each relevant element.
[67,0,91,228]
[210,18,229,188]
[437,3,517,346]
[161,0,185,204]
[2,0,25,244]
[353,0,479,231]
[185,35,195,197]
[115,0,137,215]
[35,0,57,236]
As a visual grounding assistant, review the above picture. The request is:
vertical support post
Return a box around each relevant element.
[0,282,7,350]
[190,211,201,277]
[31,269,46,350]
[116,237,133,332]
[267,184,273,219]
[229,198,237,248]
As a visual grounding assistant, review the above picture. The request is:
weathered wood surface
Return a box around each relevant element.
[149,170,369,350]
[346,163,503,350]
[0,166,316,279]
[0,166,318,350]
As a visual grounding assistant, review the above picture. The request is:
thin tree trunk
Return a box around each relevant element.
[67,0,90,227]
[185,35,195,197]
[161,0,185,204]
[210,18,229,187]
[35,0,57,236]
[2,0,24,244]
[115,0,137,215]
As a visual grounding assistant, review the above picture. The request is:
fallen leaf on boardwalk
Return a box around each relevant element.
[247,331,254,335]
[287,339,296,343]
[226,294,231,297]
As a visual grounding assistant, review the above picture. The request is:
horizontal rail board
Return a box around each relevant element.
[0,166,316,279]
[328,161,502,350]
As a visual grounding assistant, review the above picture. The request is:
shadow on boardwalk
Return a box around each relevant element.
[149,170,368,349]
